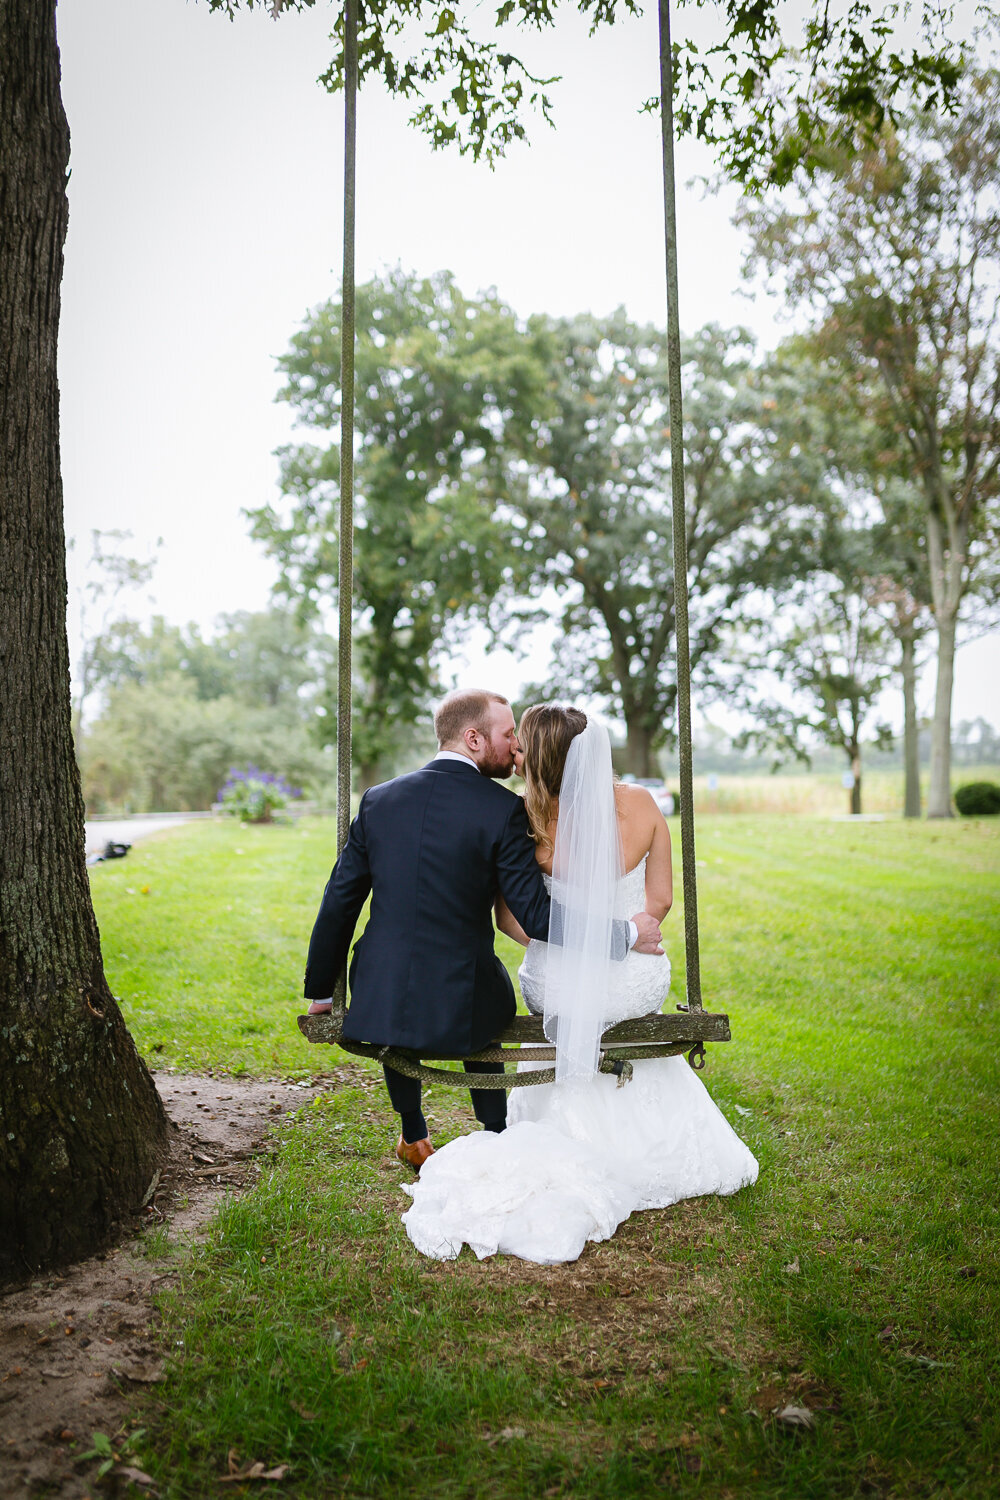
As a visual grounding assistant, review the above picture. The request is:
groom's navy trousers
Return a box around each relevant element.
[304,757,553,1125]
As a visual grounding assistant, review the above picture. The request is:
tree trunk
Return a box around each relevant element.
[899,627,921,819]
[927,608,956,818]
[849,747,862,815]
[357,760,381,792]
[924,487,966,819]
[0,0,166,1279]
[621,717,659,779]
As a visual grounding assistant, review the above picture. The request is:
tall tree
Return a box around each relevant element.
[763,337,936,817]
[735,528,897,813]
[71,528,159,733]
[865,485,935,817]
[0,0,166,1276]
[740,71,1000,815]
[248,269,544,787]
[502,318,825,774]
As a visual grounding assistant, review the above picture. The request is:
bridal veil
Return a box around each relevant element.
[543,720,624,1084]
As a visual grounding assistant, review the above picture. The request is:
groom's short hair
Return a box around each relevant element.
[434,689,509,748]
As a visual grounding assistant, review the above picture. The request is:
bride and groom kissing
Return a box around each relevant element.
[304,688,757,1265]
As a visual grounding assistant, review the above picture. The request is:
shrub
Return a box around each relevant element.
[954,781,1000,816]
[216,767,300,823]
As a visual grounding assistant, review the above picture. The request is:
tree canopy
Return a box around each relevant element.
[78,610,338,812]
[248,269,548,784]
[739,69,1000,813]
[207,0,970,187]
[500,317,828,772]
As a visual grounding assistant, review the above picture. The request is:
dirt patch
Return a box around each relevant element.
[0,1069,328,1500]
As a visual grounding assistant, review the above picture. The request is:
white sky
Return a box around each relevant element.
[56,0,999,730]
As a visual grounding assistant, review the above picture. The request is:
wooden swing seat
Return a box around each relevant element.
[298,1003,730,1087]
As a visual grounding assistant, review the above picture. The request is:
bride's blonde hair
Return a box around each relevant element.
[519,703,588,852]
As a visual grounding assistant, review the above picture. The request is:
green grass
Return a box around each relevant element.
[89,814,1000,1497]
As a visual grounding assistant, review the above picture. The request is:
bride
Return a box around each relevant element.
[401,704,758,1264]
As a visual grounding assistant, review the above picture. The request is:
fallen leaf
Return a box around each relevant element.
[289,1400,317,1421]
[118,1465,157,1488]
[218,1461,289,1483]
[783,1257,801,1275]
[776,1405,815,1430]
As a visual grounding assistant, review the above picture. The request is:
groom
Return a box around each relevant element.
[303,689,662,1169]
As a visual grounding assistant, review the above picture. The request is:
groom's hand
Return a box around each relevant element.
[631,912,664,955]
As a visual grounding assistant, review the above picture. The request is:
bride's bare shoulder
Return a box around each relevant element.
[614,780,659,821]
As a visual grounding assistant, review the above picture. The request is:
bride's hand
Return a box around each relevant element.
[631,911,664,955]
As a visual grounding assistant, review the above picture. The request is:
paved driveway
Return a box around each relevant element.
[84,813,205,856]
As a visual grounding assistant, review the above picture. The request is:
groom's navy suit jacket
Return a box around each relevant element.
[304,757,552,1054]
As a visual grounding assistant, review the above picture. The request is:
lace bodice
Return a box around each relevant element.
[518,854,670,1024]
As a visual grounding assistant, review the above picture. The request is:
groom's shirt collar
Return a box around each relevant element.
[433,750,481,773]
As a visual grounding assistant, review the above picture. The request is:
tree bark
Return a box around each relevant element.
[927,608,956,818]
[357,760,381,792]
[0,0,166,1279]
[925,497,964,818]
[899,627,921,819]
[621,718,659,779]
[849,747,862,816]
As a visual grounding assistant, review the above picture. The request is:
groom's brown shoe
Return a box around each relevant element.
[396,1135,435,1172]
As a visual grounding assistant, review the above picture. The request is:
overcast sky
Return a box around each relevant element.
[55,0,998,730]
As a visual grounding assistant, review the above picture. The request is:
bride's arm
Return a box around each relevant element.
[644,807,673,921]
[494,894,530,947]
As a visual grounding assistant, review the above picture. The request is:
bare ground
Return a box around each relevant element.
[0,1070,330,1500]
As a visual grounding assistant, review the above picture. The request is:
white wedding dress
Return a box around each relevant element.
[401,857,759,1265]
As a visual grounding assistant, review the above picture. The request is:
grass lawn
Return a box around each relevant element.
[90,814,1000,1498]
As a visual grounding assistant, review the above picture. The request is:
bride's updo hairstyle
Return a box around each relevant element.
[519,703,587,852]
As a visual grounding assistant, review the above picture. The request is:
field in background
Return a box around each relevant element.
[668,764,1000,817]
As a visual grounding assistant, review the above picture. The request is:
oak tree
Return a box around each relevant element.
[0,0,166,1278]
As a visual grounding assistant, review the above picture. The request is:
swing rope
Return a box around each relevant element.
[319,0,710,1058]
[330,0,358,1028]
[657,0,703,1012]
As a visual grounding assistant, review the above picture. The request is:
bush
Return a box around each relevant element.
[954,781,1000,816]
[217,767,300,823]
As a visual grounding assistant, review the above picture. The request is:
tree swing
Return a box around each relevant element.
[298,0,732,1086]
